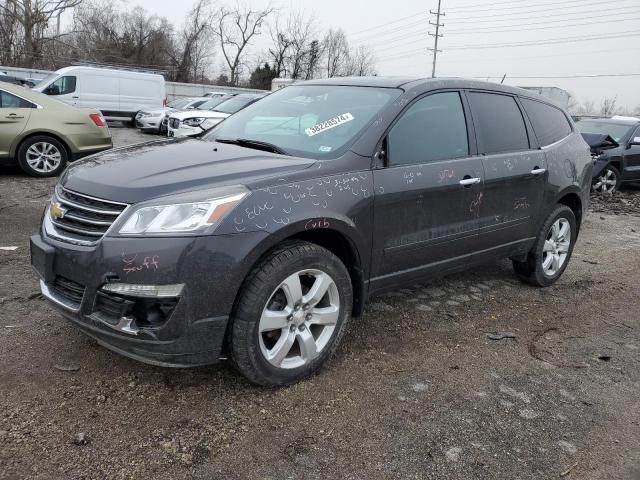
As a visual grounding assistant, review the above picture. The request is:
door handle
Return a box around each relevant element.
[531,167,546,175]
[5,115,24,119]
[72,96,79,99]
[459,177,481,186]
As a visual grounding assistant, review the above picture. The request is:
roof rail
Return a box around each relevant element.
[70,62,167,75]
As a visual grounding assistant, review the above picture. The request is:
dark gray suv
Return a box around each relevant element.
[30,78,592,386]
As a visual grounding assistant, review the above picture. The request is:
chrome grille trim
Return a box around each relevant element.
[44,186,129,245]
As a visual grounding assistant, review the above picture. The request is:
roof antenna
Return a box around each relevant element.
[500,74,507,84]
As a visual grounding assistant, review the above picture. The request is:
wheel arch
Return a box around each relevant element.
[557,191,583,233]
[231,221,368,320]
[13,131,72,159]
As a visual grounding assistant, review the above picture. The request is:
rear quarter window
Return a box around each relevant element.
[0,90,35,108]
[521,98,572,147]
[467,91,530,154]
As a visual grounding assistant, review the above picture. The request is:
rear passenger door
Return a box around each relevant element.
[466,91,547,250]
[370,91,484,289]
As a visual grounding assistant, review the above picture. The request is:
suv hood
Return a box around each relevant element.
[62,138,316,204]
[170,110,230,121]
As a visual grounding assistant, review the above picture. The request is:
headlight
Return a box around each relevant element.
[183,117,205,127]
[114,186,249,236]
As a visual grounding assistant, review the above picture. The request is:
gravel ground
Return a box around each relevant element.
[1,126,639,479]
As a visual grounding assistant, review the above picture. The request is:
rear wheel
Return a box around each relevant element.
[592,165,620,194]
[230,241,352,386]
[17,136,68,177]
[513,205,576,287]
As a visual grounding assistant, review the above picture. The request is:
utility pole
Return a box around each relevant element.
[428,0,444,78]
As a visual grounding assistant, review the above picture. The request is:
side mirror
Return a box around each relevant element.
[44,85,60,95]
[630,136,640,147]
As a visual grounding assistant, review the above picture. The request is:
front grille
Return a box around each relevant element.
[51,276,85,306]
[161,117,169,126]
[48,185,128,244]
[169,118,180,129]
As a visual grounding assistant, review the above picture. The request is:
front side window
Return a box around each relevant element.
[47,76,76,95]
[205,85,400,158]
[0,90,34,108]
[468,92,529,154]
[387,92,469,166]
[521,98,572,147]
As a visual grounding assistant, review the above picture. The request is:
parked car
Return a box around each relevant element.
[31,78,591,385]
[167,93,266,138]
[0,72,35,87]
[32,66,165,124]
[576,116,640,193]
[203,91,228,98]
[0,81,111,177]
[135,97,209,134]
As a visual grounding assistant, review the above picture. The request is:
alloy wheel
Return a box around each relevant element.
[258,269,340,369]
[26,142,62,173]
[593,168,617,194]
[542,218,571,277]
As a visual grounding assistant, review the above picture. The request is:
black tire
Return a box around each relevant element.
[513,205,577,287]
[17,135,68,177]
[230,241,353,386]
[592,165,620,194]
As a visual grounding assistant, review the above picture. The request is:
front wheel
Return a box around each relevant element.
[230,241,352,386]
[592,165,620,194]
[513,205,577,287]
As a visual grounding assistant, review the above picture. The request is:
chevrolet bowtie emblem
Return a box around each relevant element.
[50,202,67,220]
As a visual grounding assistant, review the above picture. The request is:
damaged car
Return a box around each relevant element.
[31,78,591,386]
[576,116,640,193]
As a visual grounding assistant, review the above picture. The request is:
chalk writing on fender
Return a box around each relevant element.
[305,218,331,230]
[122,254,159,274]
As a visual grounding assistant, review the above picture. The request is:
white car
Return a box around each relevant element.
[203,91,229,98]
[167,93,266,138]
[135,97,209,134]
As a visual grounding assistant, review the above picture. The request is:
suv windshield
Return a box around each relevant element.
[212,96,260,114]
[197,96,230,110]
[576,120,635,143]
[168,98,191,109]
[204,85,400,158]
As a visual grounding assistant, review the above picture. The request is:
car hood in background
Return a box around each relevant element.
[62,138,316,203]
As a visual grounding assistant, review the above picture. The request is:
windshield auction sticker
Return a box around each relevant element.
[305,113,354,137]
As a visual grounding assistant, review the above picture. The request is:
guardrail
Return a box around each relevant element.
[0,65,266,100]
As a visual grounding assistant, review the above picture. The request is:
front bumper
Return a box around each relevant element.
[167,123,202,138]
[30,231,262,367]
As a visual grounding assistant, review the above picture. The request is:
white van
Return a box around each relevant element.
[33,66,166,122]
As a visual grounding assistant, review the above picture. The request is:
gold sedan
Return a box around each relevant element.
[0,81,112,177]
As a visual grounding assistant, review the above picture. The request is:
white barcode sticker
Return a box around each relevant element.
[305,113,354,137]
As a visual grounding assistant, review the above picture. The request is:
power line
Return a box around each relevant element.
[446,30,640,50]
[347,12,428,38]
[474,73,640,79]
[446,0,631,13]
[446,0,634,21]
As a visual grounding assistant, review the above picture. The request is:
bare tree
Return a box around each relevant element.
[344,45,376,76]
[323,28,349,78]
[565,92,578,114]
[600,96,618,116]
[286,10,317,79]
[214,3,273,86]
[577,98,596,116]
[171,0,214,82]
[0,0,83,67]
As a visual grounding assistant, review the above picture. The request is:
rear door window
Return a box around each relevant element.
[387,91,469,166]
[467,92,529,154]
[0,90,35,108]
[521,98,572,147]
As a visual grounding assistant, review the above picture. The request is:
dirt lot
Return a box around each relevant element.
[1,126,639,480]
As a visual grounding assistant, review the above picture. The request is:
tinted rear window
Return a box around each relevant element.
[521,98,572,147]
[468,92,529,154]
[0,90,34,108]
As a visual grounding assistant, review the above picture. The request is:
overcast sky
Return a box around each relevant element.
[119,0,639,110]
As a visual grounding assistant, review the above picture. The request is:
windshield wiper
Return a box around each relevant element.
[216,138,289,155]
